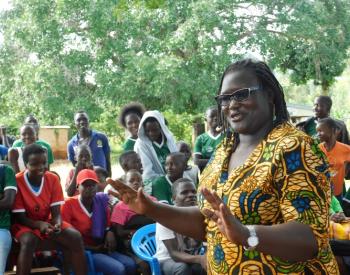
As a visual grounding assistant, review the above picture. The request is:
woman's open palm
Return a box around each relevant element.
[201,188,247,244]
[107,178,152,215]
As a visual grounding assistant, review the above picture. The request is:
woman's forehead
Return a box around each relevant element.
[221,70,259,94]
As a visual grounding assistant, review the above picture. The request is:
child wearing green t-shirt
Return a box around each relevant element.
[119,102,146,152]
[152,152,187,204]
[194,106,223,172]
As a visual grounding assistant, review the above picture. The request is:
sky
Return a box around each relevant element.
[0,0,12,45]
[0,0,12,11]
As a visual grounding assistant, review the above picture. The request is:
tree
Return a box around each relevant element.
[0,0,349,135]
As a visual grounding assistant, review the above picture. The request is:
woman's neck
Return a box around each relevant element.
[238,121,273,147]
[324,139,336,151]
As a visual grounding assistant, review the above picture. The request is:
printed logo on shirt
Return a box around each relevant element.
[97,140,103,148]
[206,146,213,153]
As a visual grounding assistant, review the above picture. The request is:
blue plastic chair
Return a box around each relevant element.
[131,223,161,275]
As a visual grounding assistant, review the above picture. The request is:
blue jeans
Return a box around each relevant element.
[0,229,12,274]
[93,251,137,275]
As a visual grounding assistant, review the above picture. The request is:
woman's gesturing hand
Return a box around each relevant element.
[107,178,154,215]
[201,188,248,245]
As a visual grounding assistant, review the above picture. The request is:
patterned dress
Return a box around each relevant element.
[198,122,339,275]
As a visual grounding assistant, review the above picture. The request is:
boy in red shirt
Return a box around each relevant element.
[111,169,155,275]
[317,118,350,199]
[62,169,136,275]
[11,144,86,275]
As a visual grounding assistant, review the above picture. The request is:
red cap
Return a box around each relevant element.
[76,169,99,186]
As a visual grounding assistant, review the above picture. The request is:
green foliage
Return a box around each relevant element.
[162,110,197,146]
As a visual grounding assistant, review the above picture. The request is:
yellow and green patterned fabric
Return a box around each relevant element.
[198,122,339,275]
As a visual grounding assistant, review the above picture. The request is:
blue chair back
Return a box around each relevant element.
[131,223,161,275]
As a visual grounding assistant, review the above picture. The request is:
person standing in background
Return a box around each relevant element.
[67,110,111,176]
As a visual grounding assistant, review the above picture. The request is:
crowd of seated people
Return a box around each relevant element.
[0,92,349,274]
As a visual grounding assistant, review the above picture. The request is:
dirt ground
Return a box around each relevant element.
[50,159,124,196]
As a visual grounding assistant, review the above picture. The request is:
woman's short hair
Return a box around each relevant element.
[119,102,146,128]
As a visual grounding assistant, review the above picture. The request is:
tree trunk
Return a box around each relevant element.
[321,81,330,96]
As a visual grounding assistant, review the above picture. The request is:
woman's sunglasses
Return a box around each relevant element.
[215,86,260,106]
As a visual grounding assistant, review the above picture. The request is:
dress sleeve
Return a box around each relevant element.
[274,136,331,257]
[12,186,25,213]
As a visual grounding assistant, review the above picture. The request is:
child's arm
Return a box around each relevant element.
[14,212,54,234]
[0,189,16,210]
[50,205,62,232]
[8,148,20,173]
[111,223,135,239]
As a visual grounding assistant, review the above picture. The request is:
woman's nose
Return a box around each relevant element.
[228,98,240,109]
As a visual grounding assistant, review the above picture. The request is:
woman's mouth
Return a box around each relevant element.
[230,112,243,122]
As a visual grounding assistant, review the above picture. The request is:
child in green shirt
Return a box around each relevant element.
[152,153,187,204]
[119,102,146,152]
[194,106,223,172]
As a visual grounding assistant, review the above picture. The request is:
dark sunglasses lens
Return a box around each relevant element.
[217,96,230,106]
[233,89,249,102]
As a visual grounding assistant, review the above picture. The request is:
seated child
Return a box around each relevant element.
[155,178,206,275]
[152,152,188,204]
[9,124,49,173]
[111,169,155,275]
[94,166,108,192]
[65,144,94,197]
[11,144,86,275]
[0,164,17,274]
[193,106,223,172]
[134,110,177,182]
[105,151,143,206]
[177,141,199,187]
[329,195,350,240]
[62,169,137,275]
